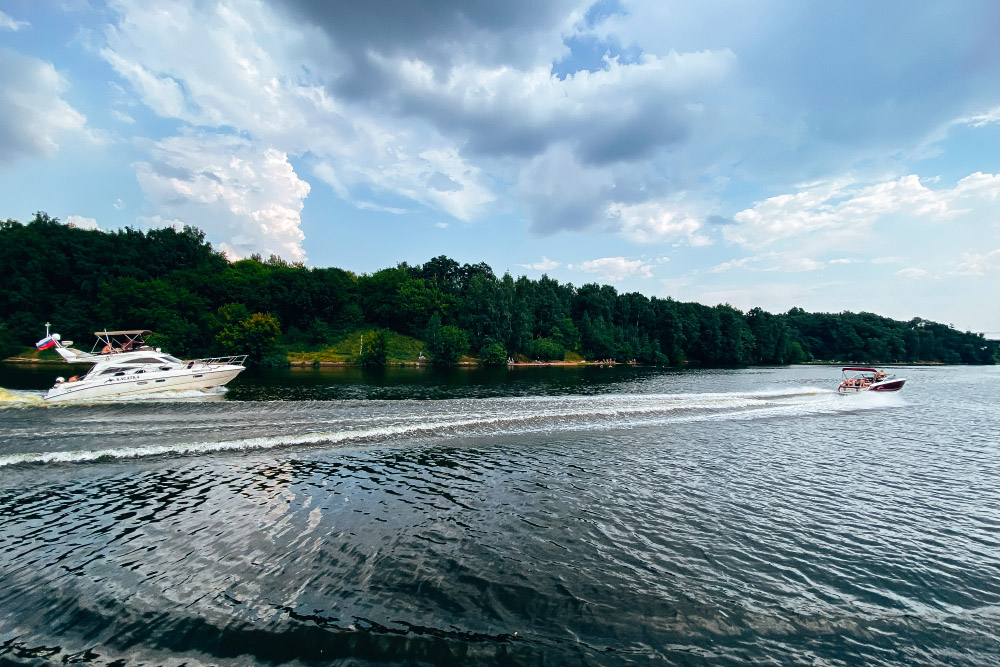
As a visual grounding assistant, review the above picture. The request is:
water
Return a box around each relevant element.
[0,364,997,666]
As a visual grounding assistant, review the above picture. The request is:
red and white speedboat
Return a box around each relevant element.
[837,367,906,394]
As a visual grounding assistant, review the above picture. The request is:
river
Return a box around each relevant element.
[0,364,997,665]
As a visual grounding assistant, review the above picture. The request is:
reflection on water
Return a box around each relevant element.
[0,365,998,665]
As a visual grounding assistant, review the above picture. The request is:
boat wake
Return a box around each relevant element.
[0,385,227,408]
[0,387,46,406]
[0,386,905,468]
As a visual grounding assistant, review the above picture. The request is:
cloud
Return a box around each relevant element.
[0,10,29,31]
[132,132,311,262]
[65,215,99,230]
[100,0,496,250]
[608,200,709,245]
[710,254,825,274]
[895,267,930,279]
[726,173,1000,250]
[519,256,560,272]
[956,105,1000,128]
[766,257,825,272]
[708,256,754,274]
[108,0,973,254]
[360,48,735,164]
[275,0,584,75]
[515,144,614,234]
[0,49,87,164]
[952,249,1000,277]
[578,256,653,282]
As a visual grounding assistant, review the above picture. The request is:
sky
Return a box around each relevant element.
[2,0,999,335]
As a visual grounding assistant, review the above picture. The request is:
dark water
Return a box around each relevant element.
[0,364,997,666]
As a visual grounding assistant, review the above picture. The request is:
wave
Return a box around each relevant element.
[0,387,46,406]
[0,387,904,468]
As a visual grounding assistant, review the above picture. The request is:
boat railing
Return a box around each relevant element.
[189,355,248,367]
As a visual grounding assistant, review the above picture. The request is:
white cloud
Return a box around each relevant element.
[952,249,1000,277]
[519,256,560,272]
[111,109,136,124]
[578,257,653,282]
[766,257,825,272]
[708,256,754,273]
[65,215,99,230]
[0,48,88,164]
[608,200,709,246]
[956,105,1000,128]
[726,173,1000,250]
[100,0,496,254]
[133,132,310,262]
[0,10,29,31]
[101,48,188,118]
[895,267,930,279]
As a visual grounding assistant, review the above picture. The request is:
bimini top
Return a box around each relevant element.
[842,367,878,372]
[95,330,153,337]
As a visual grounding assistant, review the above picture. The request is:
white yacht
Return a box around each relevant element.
[40,329,246,402]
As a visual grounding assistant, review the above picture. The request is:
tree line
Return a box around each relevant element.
[1,213,996,366]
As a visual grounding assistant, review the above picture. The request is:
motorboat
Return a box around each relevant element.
[39,329,246,402]
[837,367,906,394]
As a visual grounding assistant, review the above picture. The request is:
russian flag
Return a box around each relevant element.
[36,336,56,350]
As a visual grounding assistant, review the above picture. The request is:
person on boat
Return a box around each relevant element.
[875,370,886,381]
[102,343,114,354]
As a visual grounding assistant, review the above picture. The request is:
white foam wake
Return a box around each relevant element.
[0,387,902,467]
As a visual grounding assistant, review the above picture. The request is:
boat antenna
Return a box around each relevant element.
[45,321,51,337]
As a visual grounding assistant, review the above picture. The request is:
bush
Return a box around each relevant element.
[360,329,389,367]
[480,342,508,367]
[530,337,565,361]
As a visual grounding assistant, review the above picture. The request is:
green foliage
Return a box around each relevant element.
[214,304,281,363]
[0,323,19,359]
[1,216,997,367]
[480,342,508,367]
[529,337,565,361]
[360,329,389,367]
[424,313,469,365]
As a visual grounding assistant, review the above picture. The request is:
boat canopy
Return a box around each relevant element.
[92,329,154,353]
[95,330,153,337]
[842,367,878,372]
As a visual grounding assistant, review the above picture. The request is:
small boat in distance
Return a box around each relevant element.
[40,329,246,402]
[837,367,906,394]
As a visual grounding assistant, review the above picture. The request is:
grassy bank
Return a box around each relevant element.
[286,329,427,365]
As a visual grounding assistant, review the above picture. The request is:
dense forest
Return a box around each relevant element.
[1,213,996,366]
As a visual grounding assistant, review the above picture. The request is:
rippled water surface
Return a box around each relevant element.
[0,364,997,666]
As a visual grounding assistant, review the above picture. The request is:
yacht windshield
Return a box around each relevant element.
[162,355,183,364]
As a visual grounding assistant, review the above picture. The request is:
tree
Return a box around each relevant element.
[215,304,281,363]
[360,329,389,367]
[424,312,468,365]
[480,342,508,367]
[530,337,565,361]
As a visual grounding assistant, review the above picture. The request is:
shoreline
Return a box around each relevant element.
[2,357,950,368]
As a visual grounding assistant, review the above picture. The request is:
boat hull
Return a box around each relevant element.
[44,366,244,402]
[837,378,906,394]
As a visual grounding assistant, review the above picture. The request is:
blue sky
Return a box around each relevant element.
[2,0,999,334]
